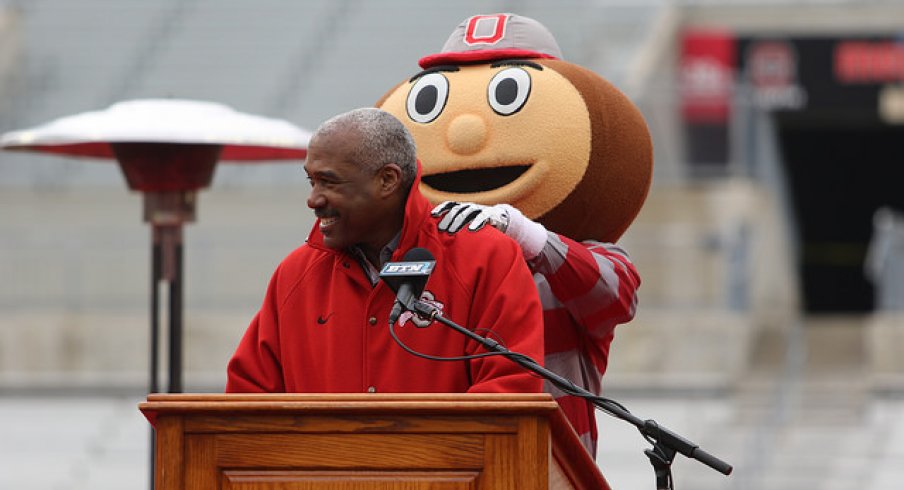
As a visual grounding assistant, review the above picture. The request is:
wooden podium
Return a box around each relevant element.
[140,393,610,490]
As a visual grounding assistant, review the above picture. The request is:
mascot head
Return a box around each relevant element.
[376,13,653,242]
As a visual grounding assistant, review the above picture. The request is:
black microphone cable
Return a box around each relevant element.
[386,307,626,411]
[387,319,513,363]
[387,299,731,488]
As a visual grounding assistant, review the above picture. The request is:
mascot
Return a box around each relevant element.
[376,13,653,455]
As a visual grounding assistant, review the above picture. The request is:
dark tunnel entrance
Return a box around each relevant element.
[776,114,904,313]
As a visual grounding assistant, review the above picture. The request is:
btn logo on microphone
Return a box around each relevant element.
[380,261,435,276]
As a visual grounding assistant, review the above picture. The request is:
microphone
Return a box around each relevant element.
[379,247,436,326]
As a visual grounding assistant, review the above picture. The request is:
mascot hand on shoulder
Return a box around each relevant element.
[375,13,653,456]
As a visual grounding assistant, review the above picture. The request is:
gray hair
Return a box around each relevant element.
[313,108,417,189]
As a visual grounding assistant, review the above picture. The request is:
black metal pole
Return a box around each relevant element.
[168,232,183,393]
[149,229,161,490]
[150,232,161,394]
[132,170,206,490]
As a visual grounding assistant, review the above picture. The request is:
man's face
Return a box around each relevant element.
[304,130,386,252]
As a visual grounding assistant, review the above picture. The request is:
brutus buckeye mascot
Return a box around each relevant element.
[376,13,653,455]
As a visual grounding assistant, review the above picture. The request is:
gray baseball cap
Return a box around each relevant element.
[419,13,562,69]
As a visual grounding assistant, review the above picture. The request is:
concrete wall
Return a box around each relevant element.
[0,184,313,392]
[608,179,800,390]
[0,5,21,108]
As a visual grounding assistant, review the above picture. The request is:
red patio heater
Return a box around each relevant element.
[1,98,310,394]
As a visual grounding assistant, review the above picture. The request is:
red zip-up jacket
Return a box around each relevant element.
[226,180,544,395]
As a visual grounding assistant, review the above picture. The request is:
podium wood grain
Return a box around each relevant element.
[140,393,610,490]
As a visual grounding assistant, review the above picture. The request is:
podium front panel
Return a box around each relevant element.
[142,394,559,490]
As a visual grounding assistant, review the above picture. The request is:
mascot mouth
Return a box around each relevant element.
[422,165,531,193]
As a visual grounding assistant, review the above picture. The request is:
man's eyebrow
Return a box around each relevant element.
[409,65,461,83]
[304,168,337,180]
[489,59,544,70]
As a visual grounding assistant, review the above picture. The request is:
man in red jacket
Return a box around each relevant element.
[226,108,544,394]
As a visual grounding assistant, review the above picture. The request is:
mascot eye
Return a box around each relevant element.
[487,67,531,115]
[406,72,449,123]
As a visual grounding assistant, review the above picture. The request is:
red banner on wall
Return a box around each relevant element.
[835,40,904,84]
[680,29,736,123]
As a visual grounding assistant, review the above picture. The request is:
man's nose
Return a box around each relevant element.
[307,188,325,209]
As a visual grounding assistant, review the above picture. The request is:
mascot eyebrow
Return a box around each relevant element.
[407,59,543,84]
[409,65,460,83]
[489,59,543,71]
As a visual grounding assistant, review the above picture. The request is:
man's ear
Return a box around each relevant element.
[377,163,403,197]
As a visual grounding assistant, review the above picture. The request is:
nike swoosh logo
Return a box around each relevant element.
[317,313,334,325]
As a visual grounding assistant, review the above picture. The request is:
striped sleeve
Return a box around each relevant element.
[530,233,640,349]
[530,232,641,455]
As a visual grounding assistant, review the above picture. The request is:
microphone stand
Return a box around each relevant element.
[408,300,733,490]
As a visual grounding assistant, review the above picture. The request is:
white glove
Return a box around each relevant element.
[432,201,509,233]
[432,201,547,260]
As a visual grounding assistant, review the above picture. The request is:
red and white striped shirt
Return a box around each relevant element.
[529,233,640,455]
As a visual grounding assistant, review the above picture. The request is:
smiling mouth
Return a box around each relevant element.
[421,165,531,193]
